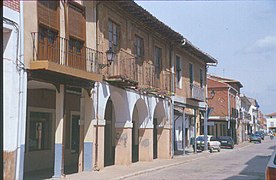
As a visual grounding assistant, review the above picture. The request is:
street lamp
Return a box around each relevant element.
[99,47,116,69]
[106,47,115,65]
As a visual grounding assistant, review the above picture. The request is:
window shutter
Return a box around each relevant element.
[68,3,85,40]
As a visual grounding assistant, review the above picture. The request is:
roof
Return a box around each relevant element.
[247,97,260,108]
[114,1,218,64]
[266,112,276,117]
[208,75,243,88]
[240,95,251,105]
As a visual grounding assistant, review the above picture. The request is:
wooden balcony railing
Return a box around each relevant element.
[190,83,205,102]
[104,49,172,95]
[31,32,103,74]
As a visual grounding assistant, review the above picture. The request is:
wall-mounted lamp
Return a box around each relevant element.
[206,89,215,100]
[99,47,116,69]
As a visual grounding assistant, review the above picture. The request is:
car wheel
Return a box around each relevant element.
[218,147,221,152]
[231,145,234,149]
[210,147,213,153]
[259,140,261,143]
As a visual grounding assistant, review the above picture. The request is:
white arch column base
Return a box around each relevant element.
[157,124,172,159]
[92,119,106,170]
[139,127,153,162]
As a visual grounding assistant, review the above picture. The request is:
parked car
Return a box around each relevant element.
[249,134,262,143]
[255,131,265,140]
[195,135,221,153]
[218,136,234,149]
[266,148,276,180]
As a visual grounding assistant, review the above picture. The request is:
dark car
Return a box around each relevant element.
[249,134,262,143]
[255,131,265,140]
[218,136,234,149]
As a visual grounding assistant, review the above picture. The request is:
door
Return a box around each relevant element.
[153,118,158,159]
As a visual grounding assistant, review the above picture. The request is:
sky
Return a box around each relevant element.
[136,1,276,115]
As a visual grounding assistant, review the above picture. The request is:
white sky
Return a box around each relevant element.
[136,1,276,115]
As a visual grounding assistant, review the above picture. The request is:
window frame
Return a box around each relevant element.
[189,63,194,85]
[200,68,204,88]
[154,46,162,78]
[134,34,144,58]
[175,55,182,89]
[108,19,120,52]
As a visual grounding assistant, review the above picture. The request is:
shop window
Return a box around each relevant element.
[28,111,52,151]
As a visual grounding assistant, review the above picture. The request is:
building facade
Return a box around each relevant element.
[207,75,242,144]
[3,1,27,180]
[240,94,252,142]
[266,112,276,134]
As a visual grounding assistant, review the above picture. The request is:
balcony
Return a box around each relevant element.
[30,32,102,85]
[102,49,172,96]
[189,83,204,102]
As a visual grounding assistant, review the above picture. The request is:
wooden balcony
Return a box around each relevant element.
[103,49,172,96]
[30,32,102,85]
[189,83,205,102]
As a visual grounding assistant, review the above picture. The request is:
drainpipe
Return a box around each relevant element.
[16,1,27,179]
[170,43,175,158]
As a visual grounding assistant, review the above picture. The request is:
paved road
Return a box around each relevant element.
[127,137,276,180]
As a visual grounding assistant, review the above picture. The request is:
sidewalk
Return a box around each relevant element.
[64,141,251,180]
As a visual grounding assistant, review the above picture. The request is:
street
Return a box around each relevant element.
[127,137,276,180]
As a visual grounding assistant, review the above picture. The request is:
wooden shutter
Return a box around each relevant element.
[68,2,85,40]
[37,1,59,30]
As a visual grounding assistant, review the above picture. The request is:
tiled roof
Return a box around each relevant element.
[266,112,276,117]
[208,74,243,88]
[114,1,218,64]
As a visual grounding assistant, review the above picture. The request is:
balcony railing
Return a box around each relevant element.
[190,83,204,101]
[104,49,172,95]
[31,32,103,74]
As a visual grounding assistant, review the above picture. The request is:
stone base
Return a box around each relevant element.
[115,128,132,165]
[158,128,171,159]
[139,128,153,161]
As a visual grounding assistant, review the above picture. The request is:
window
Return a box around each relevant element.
[189,63,194,84]
[39,0,58,10]
[69,37,84,53]
[271,122,275,127]
[28,111,52,151]
[134,35,144,57]
[154,46,162,78]
[176,55,182,88]
[38,26,58,44]
[200,68,204,88]
[108,20,119,52]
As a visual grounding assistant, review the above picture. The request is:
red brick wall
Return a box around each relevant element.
[3,0,20,12]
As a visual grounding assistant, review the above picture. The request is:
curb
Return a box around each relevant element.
[116,142,251,180]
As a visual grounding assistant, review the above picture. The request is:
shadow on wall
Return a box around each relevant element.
[224,155,270,180]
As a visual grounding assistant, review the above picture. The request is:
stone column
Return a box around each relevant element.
[139,127,153,161]
[83,91,93,171]
[92,119,105,170]
[114,122,133,165]
[53,85,65,178]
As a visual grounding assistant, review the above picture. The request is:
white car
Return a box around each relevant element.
[195,135,221,153]
[266,147,276,180]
